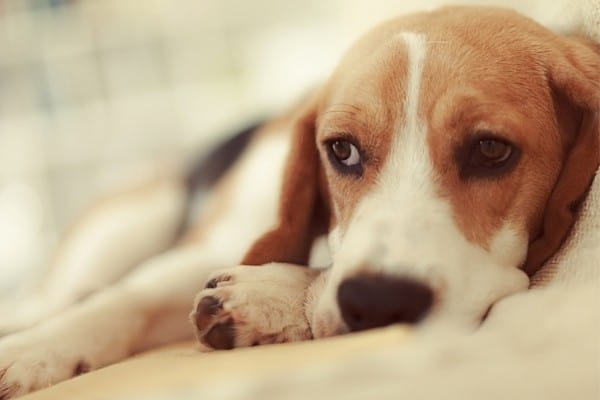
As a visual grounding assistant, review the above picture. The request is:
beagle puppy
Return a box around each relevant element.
[0,6,598,398]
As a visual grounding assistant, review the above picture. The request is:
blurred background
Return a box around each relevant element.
[0,0,570,296]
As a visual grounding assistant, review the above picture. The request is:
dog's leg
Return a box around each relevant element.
[0,245,237,398]
[0,177,187,335]
[0,122,295,398]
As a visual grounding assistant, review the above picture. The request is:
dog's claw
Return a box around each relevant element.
[0,368,19,400]
[204,275,232,289]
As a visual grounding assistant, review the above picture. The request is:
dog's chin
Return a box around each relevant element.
[308,287,352,338]
[312,305,493,339]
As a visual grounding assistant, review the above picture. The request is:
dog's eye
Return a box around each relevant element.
[458,133,520,179]
[332,140,360,166]
[326,139,363,175]
[470,139,513,167]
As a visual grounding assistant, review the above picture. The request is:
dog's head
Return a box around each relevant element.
[244,7,599,335]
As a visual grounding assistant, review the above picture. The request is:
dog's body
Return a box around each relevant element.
[0,6,599,398]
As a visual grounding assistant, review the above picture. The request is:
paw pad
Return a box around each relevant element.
[194,296,222,331]
[204,319,235,350]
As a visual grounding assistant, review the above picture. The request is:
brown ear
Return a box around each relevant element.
[524,36,600,276]
[242,98,329,266]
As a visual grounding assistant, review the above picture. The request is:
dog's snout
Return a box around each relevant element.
[337,274,433,331]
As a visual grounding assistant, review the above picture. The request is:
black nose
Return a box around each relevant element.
[337,274,433,331]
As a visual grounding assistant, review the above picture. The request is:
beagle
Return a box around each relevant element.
[0,6,598,398]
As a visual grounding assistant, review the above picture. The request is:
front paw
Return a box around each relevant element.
[0,335,41,399]
[0,333,90,399]
[190,264,318,350]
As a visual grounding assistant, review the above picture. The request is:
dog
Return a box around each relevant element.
[0,6,598,398]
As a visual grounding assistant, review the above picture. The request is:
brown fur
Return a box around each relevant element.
[242,98,327,265]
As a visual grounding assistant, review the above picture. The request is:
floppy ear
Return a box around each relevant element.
[242,98,330,266]
[524,36,600,276]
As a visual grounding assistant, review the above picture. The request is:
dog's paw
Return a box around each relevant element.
[190,264,318,350]
[0,332,90,399]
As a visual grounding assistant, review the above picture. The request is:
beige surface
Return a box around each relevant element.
[22,327,411,399]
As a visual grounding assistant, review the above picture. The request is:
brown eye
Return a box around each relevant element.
[468,138,514,169]
[478,139,512,163]
[326,139,363,175]
[457,133,520,180]
[332,140,351,161]
[330,140,361,166]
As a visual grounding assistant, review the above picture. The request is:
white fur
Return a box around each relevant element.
[398,32,426,137]
[201,131,290,259]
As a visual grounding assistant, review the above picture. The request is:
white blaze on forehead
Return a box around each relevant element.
[398,32,427,137]
[376,32,433,222]
[328,32,430,259]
